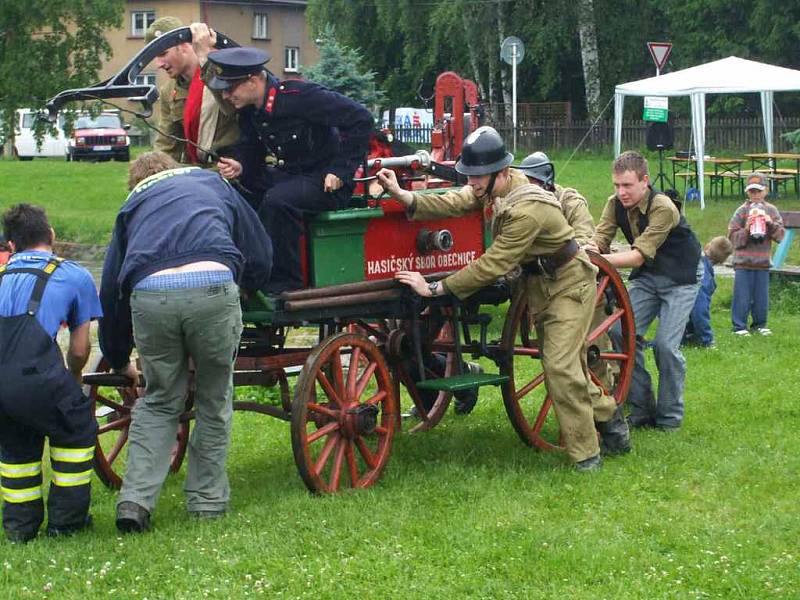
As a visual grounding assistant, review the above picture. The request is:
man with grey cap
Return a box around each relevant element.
[519,151,619,422]
[202,44,373,293]
[145,18,238,165]
[518,151,595,246]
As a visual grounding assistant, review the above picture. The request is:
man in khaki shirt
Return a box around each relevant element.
[145,18,238,165]
[377,127,630,471]
[585,151,701,431]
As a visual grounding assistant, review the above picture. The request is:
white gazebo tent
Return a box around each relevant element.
[614,56,800,208]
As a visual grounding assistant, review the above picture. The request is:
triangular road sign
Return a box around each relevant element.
[647,42,673,71]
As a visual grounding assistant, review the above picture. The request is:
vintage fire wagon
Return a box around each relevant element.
[44,28,636,494]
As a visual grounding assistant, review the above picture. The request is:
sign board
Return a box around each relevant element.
[643,96,668,122]
[647,42,672,72]
[500,36,525,65]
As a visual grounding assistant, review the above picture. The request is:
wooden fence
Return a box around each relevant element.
[392,117,800,154]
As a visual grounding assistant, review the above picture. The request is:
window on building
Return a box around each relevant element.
[284,46,299,72]
[134,73,157,87]
[252,13,269,39]
[131,11,155,38]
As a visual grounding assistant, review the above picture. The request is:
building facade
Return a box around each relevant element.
[101,0,318,90]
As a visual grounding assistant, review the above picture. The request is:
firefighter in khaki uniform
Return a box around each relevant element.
[377,127,631,471]
[518,151,619,415]
[0,204,101,542]
[145,17,239,165]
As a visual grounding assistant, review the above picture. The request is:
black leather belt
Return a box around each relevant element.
[521,238,580,278]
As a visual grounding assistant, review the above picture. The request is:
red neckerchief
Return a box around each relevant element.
[183,67,204,164]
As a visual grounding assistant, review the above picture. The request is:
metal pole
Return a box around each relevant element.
[512,45,518,153]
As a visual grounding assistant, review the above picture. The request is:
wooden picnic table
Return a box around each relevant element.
[704,157,745,197]
[743,153,800,198]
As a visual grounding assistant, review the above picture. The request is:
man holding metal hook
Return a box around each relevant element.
[145,18,239,165]
[194,39,373,293]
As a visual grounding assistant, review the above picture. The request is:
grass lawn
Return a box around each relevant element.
[2,150,800,264]
[1,152,799,597]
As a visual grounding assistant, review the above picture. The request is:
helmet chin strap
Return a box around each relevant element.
[485,171,499,199]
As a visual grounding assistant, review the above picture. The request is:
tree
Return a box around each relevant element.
[302,24,384,110]
[0,0,123,150]
[576,0,601,119]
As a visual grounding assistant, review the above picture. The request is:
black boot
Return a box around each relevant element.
[116,501,151,533]
[597,406,632,455]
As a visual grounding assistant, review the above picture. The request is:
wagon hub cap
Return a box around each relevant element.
[345,403,379,437]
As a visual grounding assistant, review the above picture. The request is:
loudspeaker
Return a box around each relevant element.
[646,121,674,151]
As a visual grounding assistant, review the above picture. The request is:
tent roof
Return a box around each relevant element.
[615,56,800,97]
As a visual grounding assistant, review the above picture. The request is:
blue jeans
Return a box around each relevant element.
[731,268,770,331]
[627,264,702,428]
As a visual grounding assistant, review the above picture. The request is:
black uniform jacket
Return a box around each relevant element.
[231,77,373,197]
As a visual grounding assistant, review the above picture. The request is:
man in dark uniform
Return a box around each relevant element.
[202,45,373,293]
[0,204,101,542]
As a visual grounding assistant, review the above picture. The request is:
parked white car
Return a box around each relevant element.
[13,109,68,160]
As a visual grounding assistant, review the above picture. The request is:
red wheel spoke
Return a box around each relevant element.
[355,437,378,469]
[316,371,342,407]
[531,395,554,435]
[595,274,610,305]
[329,437,346,491]
[306,421,340,444]
[105,429,129,465]
[399,368,429,417]
[589,370,608,396]
[514,372,546,401]
[346,347,362,398]
[330,349,345,400]
[354,361,377,399]
[308,402,339,420]
[598,351,630,361]
[513,346,540,357]
[93,395,126,413]
[364,390,387,406]
[313,432,339,475]
[97,416,131,434]
[586,308,624,344]
[345,441,360,487]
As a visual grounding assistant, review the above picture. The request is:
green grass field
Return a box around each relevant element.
[0,153,799,598]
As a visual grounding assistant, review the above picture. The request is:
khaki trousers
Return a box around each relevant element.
[526,257,614,463]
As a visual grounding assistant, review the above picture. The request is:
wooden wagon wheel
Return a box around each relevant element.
[499,254,636,451]
[291,332,397,493]
[85,356,191,489]
[351,308,455,433]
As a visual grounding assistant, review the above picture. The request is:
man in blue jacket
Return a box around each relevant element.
[99,151,272,533]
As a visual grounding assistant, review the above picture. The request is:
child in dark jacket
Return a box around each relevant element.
[682,236,733,347]
[728,173,785,336]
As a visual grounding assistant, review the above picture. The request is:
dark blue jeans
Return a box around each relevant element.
[731,268,770,331]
